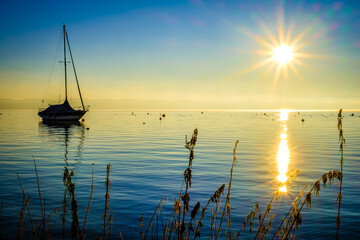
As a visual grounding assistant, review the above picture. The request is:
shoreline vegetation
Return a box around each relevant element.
[0,110,345,239]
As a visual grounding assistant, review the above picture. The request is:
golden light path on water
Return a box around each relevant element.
[277,110,289,192]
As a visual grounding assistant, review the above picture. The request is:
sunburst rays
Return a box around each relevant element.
[240,6,323,90]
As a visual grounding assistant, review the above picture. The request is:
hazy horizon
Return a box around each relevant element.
[1,97,359,111]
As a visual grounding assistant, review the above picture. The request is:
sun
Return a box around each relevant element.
[234,6,323,87]
[273,45,293,65]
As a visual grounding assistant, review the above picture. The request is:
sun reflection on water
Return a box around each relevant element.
[279,110,288,121]
[277,110,290,192]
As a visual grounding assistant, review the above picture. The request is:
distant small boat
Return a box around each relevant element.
[38,24,88,122]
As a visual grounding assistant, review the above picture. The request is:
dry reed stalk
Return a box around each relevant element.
[144,198,166,239]
[173,197,182,239]
[44,207,61,239]
[32,157,48,238]
[139,213,144,239]
[17,194,30,240]
[47,212,52,239]
[164,212,175,240]
[281,170,342,239]
[102,163,112,240]
[163,184,185,240]
[113,210,124,240]
[336,109,345,239]
[192,182,225,237]
[99,213,114,239]
[253,169,299,240]
[17,174,36,233]
[235,202,260,239]
[189,201,200,233]
[214,140,239,240]
[63,166,81,239]
[270,183,309,240]
[34,215,42,240]
[163,213,171,238]
[210,199,221,239]
[180,128,198,238]
[253,196,275,240]
[61,184,67,239]
[209,207,214,239]
[108,214,113,240]
[82,165,94,238]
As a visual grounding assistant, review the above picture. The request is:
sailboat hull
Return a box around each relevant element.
[38,112,86,121]
[38,101,87,122]
[38,110,87,122]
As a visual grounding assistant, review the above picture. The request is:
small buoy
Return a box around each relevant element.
[301,119,305,122]
[86,127,89,130]
[159,117,162,120]
[81,119,85,122]
[201,112,203,114]
[147,113,149,115]
[162,114,166,117]
[351,113,354,116]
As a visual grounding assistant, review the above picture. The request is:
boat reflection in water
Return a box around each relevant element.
[276,110,290,192]
[38,120,86,238]
[38,120,85,164]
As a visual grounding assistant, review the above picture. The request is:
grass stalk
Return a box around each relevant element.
[139,213,144,239]
[181,128,198,238]
[253,169,298,240]
[82,165,94,238]
[32,156,48,238]
[102,163,112,239]
[144,198,165,239]
[193,184,225,239]
[282,170,342,239]
[17,174,36,233]
[214,140,239,240]
[113,210,124,240]
[336,109,345,239]
[235,202,259,239]
[270,183,309,240]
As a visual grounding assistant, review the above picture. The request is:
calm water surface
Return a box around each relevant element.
[0,110,359,239]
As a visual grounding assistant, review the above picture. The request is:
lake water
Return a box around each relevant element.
[0,109,359,239]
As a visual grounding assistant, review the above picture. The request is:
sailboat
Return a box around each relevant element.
[38,24,88,122]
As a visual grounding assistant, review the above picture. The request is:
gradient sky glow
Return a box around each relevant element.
[0,0,359,109]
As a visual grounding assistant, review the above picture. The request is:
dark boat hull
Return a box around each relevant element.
[38,110,87,122]
[38,100,87,122]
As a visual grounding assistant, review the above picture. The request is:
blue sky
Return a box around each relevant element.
[0,0,359,109]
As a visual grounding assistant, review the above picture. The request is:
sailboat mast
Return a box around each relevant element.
[65,31,86,111]
[63,24,68,101]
